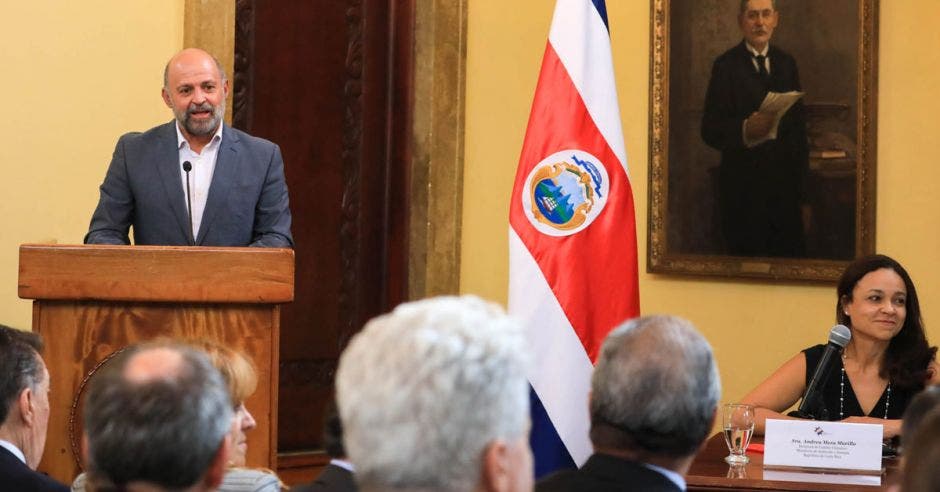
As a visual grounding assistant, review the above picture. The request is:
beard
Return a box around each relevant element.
[175,99,225,137]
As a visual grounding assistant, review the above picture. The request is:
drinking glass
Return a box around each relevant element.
[726,464,748,479]
[722,403,755,464]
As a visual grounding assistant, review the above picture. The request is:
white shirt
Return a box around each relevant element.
[0,439,26,465]
[176,123,224,241]
[745,42,770,75]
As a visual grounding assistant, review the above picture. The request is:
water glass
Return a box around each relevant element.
[722,403,755,464]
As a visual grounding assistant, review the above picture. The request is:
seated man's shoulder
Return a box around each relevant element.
[0,469,69,492]
[535,468,584,492]
[0,450,66,491]
[536,456,682,492]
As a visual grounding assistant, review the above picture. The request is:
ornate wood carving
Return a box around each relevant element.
[233,0,255,130]
[339,0,365,350]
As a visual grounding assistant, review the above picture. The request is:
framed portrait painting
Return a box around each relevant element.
[647,0,878,281]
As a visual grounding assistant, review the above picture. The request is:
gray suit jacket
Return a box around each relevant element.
[85,121,293,247]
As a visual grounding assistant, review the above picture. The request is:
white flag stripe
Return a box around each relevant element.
[508,228,594,465]
[548,0,627,172]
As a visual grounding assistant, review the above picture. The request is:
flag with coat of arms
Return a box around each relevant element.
[507,0,640,476]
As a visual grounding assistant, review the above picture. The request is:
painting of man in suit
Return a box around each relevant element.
[652,0,872,278]
[701,0,809,257]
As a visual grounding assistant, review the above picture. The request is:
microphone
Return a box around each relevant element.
[182,161,194,245]
[790,324,851,420]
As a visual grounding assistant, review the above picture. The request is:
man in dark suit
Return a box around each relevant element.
[536,316,720,492]
[0,324,68,491]
[85,48,293,247]
[294,404,357,492]
[701,0,809,257]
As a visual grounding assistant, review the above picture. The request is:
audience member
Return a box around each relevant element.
[536,315,721,492]
[80,341,233,491]
[293,402,357,492]
[73,339,280,491]
[336,296,533,492]
[900,385,940,452]
[0,324,68,491]
[901,408,940,492]
[190,340,281,491]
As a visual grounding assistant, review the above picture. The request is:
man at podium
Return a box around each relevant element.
[85,48,293,248]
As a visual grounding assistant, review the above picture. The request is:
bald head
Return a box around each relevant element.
[163,48,226,89]
[83,342,232,490]
[123,346,186,383]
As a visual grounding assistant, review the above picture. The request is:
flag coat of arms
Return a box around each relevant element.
[507,0,640,475]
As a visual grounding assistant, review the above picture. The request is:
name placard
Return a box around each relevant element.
[764,419,883,473]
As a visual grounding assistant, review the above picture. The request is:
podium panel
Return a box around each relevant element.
[19,244,294,484]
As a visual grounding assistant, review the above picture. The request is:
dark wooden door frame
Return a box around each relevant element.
[228,0,466,482]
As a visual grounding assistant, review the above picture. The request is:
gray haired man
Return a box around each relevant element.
[82,342,234,491]
[336,296,533,492]
[0,324,68,491]
[537,315,721,492]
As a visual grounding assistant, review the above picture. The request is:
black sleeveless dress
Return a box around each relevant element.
[801,344,913,420]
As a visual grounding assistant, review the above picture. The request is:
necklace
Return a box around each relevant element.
[839,364,891,420]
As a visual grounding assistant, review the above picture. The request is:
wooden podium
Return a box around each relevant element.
[18,244,294,484]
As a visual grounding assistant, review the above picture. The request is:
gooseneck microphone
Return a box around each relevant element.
[182,161,194,245]
[790,324,852,420]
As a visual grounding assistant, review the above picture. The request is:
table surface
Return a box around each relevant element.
[685,434,902,491]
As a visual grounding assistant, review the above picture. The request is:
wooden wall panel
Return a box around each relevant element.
[234,0,413,454]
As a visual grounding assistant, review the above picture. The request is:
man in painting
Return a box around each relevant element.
[701,0,809,258]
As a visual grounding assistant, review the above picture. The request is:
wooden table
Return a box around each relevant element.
[686,434,902,491]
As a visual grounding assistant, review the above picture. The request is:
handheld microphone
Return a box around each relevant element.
[182,161,194,245]
[790,324,851,420]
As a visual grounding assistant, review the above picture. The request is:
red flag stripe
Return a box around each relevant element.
[509,43,639,362]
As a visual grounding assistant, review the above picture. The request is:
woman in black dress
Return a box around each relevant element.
[742,254,938,438]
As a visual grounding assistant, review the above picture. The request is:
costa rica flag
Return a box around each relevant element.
[507,0,640,476]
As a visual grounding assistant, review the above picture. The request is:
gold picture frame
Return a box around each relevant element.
[647,0,878,281]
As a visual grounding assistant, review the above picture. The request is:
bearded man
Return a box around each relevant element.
[86,48,293,247]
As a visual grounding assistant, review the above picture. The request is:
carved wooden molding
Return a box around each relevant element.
[338,0,365,344]
[232,0,255,130]
[183,0,236,124]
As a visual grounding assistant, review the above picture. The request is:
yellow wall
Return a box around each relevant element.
[1,0,937,415]
[0,1,184,329]
[463,0,940,410]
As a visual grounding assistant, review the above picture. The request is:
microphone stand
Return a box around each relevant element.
[183,161,194,245]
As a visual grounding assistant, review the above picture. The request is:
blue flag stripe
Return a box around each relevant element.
[591,0,609,31]
[529,387,576,478]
